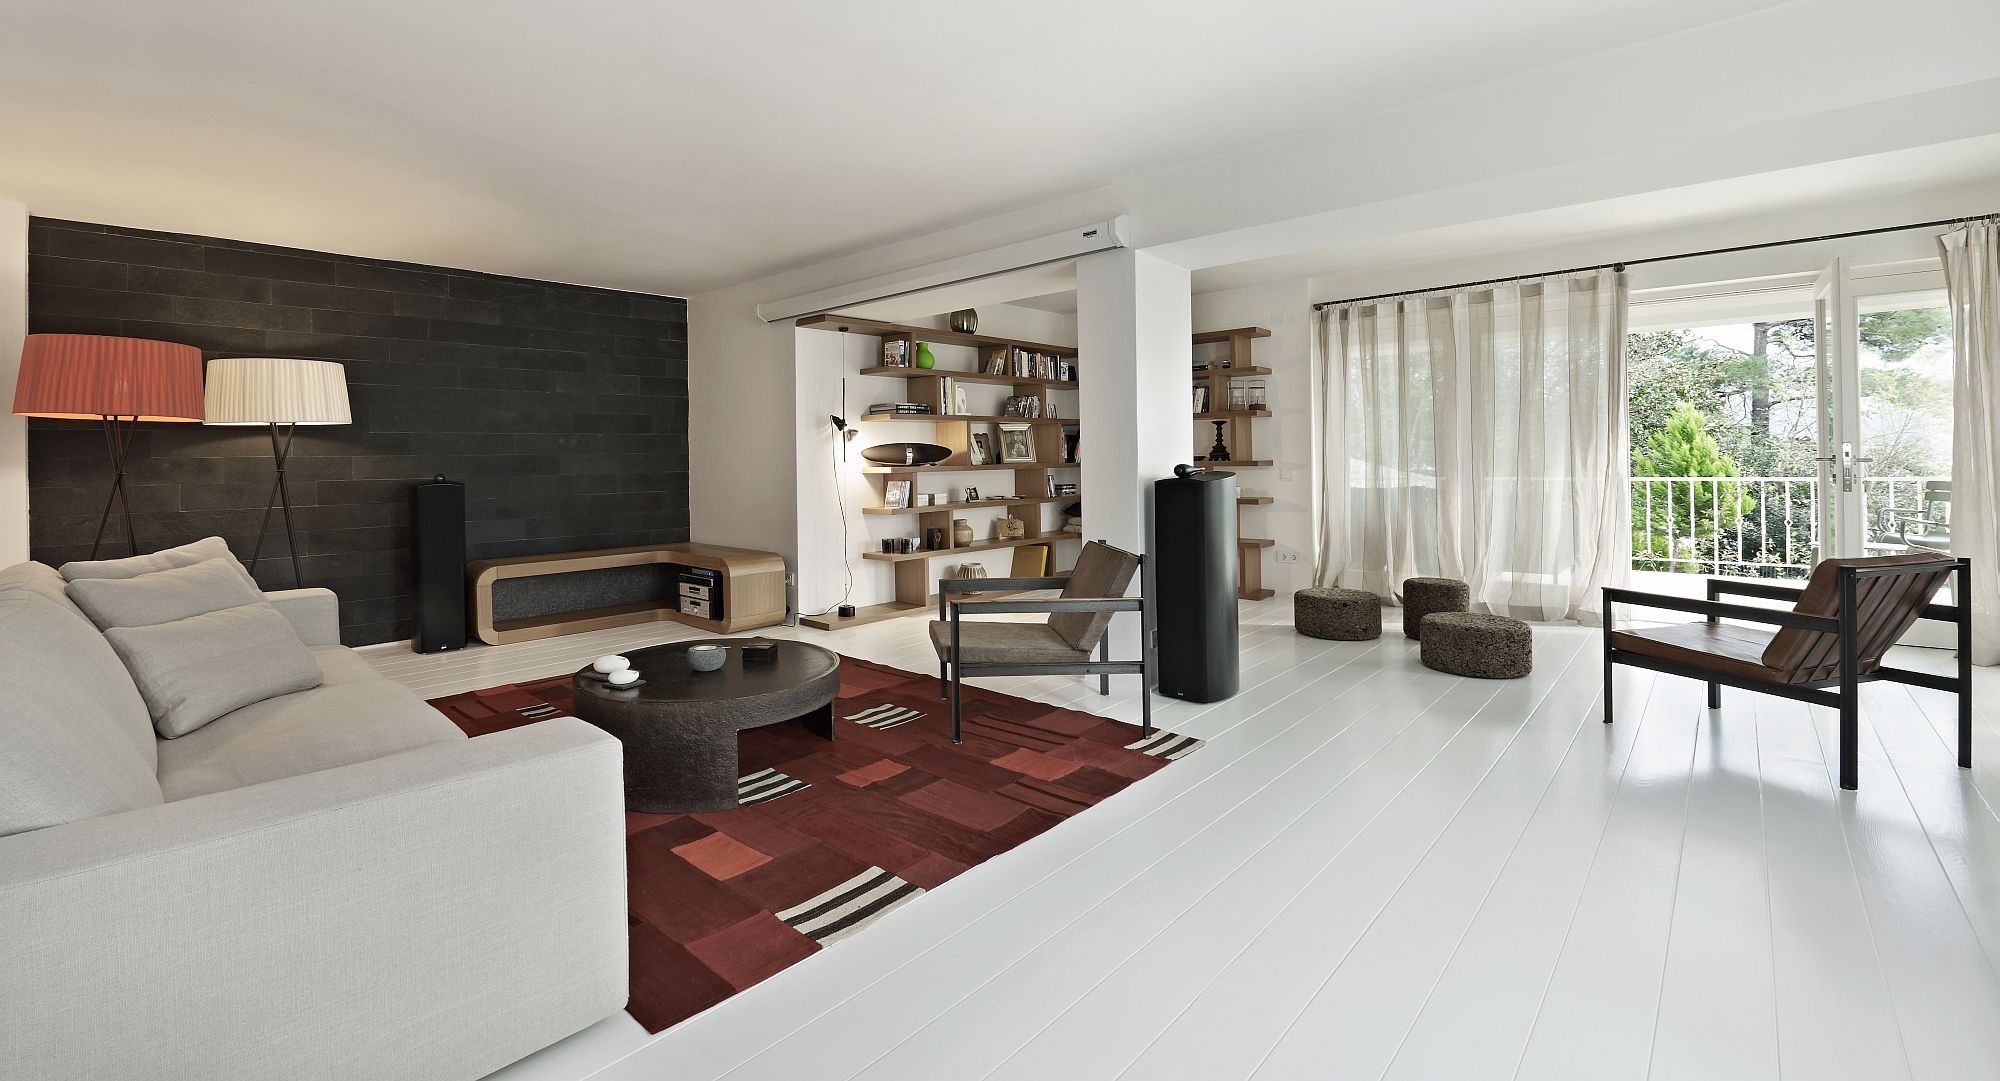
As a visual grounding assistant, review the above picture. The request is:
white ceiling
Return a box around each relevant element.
[1197,135,2000,296]
[0,0,1770,296]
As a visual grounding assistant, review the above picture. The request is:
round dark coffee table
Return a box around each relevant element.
[572,639,840,813]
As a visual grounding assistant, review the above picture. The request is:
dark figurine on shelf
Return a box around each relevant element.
[1205,420,1232,462]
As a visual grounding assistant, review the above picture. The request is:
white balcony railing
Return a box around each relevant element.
[1630,474,1948,576]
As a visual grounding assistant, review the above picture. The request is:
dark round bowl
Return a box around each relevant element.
[861,442,951,466]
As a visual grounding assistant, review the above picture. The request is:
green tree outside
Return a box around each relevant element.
[1625,308,1950,576]
[1631,404,1755,572]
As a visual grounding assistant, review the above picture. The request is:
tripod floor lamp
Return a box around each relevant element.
[12,334,205,558]
[202,357,351,586]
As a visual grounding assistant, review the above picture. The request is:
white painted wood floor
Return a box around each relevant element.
[363,597,2000,1081]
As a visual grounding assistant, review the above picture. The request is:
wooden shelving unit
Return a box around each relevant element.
[858,366,1076,389]
[861,413,1068,425]
[799,315,1084,631]
[863,493,1076,516]
[1192,326,1277,600]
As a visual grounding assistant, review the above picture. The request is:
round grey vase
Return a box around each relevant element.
[949,308,978,334]
[686,644,727,672]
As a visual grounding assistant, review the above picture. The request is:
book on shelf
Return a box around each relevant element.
[866,402,934,415]
[937,377,968,416]
[881,338,910,367]
[1007,348,1076,382]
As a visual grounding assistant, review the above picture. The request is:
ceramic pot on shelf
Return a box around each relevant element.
[952,518,973,547]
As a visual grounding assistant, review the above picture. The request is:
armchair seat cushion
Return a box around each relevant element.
[1608,622,1782,684]
[929,620,1092,665]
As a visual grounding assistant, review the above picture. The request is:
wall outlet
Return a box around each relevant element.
[1279,468,1296,483]
[1276,551,1300,564]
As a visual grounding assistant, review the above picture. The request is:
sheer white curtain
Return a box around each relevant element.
[1940,220,2000,665]
[1313,269,1628,623]
[1315,295,1462,597]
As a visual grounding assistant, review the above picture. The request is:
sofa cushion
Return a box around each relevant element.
[105,602,325,738]
[60,535,261,594]
[0,591,163,837]
[156,646,467,801]
[0,563,155,768]
[67,556,265,630]
[0,560,93,623]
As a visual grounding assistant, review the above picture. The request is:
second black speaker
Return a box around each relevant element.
[1151,464,1240,702]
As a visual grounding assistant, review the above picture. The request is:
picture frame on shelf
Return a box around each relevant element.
[883,479,912,509]
[963,486,980,502]
[968,432,993,465]
[997,423,1036,464]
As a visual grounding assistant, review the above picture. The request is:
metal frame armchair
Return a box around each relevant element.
[1603,553,1971,790]
[931,540,1154,744]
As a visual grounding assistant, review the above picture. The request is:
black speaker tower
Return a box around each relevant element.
[412,475,467,653]
[1152,464,1240,702]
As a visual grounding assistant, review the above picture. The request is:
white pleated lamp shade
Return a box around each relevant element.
[203,357,351,425]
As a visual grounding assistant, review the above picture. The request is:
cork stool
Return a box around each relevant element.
[1401,576,1470,639]
[1293,587,1381,641]
[1420,612,1533,679]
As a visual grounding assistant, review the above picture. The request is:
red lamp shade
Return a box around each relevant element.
[12,333,205,421]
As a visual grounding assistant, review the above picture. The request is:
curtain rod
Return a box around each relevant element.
[1310,212,1997,310]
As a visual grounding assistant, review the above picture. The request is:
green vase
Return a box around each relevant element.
[914,342,936,369]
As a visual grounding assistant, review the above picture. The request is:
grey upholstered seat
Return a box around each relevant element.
[928,620,1090,664]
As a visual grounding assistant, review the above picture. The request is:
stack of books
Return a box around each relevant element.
[866,402,933,417]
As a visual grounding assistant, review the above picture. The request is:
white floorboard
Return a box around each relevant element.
[358,607,2000,1081]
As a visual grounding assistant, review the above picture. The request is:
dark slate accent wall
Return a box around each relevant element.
[25,218,689,646]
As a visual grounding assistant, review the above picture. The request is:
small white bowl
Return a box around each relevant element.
[606,668,641,686]
[686,644,727,673]
[592,655,629,675]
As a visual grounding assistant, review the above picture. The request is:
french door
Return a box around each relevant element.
[1813,257,1862,559]
[1813,257,1958,644]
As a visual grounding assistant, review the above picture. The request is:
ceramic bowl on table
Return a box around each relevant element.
[686,644,728,673]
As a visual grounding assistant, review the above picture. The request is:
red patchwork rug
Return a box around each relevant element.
[426,655,1201,1033]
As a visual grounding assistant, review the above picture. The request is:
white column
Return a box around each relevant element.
[0,200,26,566]
[1076,248,1191,657]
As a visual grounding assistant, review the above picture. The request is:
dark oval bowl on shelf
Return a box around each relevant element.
[861,442,952,467]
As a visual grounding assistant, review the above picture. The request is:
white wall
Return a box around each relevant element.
[1191,280,1314,597]
[0,199,25,565]
[687,279,800,573]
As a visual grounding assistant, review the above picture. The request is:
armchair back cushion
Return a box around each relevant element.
[1048,541,1140,652]
[1762,553,1956,682]
[0,589,162,837]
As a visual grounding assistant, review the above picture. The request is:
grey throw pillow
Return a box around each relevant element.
[104,603,326,738]
[60,535,262,594]
[67,557,265,630]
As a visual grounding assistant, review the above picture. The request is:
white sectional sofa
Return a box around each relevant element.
[0,557,629,1081]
